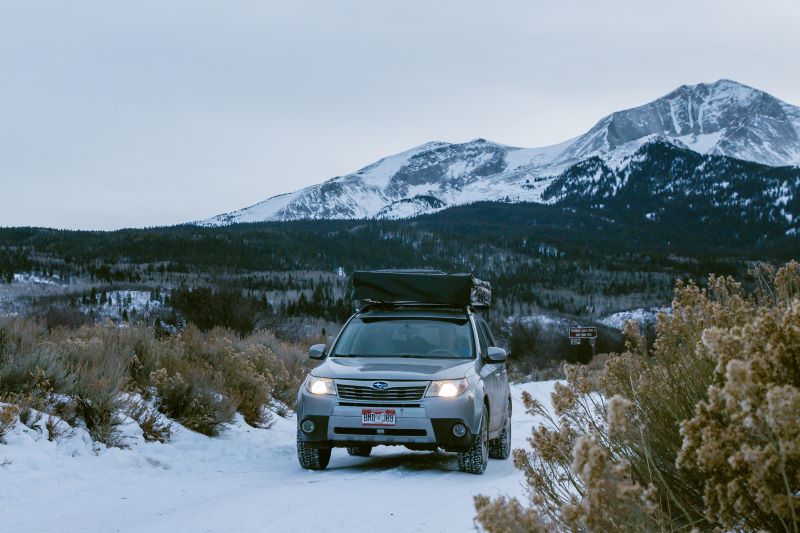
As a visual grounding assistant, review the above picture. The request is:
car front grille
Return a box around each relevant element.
[336,383,427,401]
[334,427,427,437]
[338,402,421,408]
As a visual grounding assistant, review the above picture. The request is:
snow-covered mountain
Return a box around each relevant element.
[542,137,800,236]
[559,79,800,166]
[200,80,800,225]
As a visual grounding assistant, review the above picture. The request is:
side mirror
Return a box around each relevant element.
[309,344,326,360]
[485,346,507,364]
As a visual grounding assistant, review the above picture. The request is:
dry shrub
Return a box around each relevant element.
[0,405,18,443]
[61,335,129,447]
[179,327,271,427]
[678,266,800,531]
[147,325,309,435]
[201,327,307,408]
[125,328,164,392]
[222,346,276,427]
[0,321,134,447]
[476,262,800,532]
[179,326,306,426]
[127,400,172,443]
[0,319,64,405]
[150,367,233,436]
[0,318,310,443]
[474,495,548,533]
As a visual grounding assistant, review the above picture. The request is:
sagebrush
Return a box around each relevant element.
[476,262,800,532]
[0,321,310,444]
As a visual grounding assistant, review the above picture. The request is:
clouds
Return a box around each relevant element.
[1,0,798,229]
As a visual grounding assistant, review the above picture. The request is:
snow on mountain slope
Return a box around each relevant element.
[200,80,800,225]
[541,136,800,237]
[559,79,800,166]
[201,139,557,224]
[0,381,557,533]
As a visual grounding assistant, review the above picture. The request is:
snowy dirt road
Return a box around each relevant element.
[0,382,555,533]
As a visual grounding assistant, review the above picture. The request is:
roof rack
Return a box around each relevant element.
[357,301,466,313]
[351,270,491,310]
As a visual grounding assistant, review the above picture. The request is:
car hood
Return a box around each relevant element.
[312,357,474,381]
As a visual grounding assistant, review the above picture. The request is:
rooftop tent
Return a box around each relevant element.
[351,269,491,308]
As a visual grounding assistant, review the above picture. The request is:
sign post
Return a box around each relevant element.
[569,326,598,358]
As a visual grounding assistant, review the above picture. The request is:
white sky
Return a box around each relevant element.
[1,0,799,229]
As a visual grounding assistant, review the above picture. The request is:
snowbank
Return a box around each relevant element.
[0,381,557,533]
[598,307,669,330]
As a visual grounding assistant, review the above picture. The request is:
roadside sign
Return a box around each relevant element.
[569,326,597,339]
[570,338,581,345]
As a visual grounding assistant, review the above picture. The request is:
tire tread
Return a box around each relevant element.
[457,406,489,474]
[297,430,331,470]
[488,400,512,460]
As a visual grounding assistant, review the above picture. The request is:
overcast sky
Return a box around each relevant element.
[1,0,799,230]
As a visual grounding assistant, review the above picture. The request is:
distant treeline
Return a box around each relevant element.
[1,201,796,324]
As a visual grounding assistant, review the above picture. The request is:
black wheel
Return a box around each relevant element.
[458,405,489,474]
[297,429,331,470]
[346,445,372,457]
[489,399,511,460]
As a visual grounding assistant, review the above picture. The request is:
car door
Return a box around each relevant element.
[478,319,508,430]
[475,318,503,433]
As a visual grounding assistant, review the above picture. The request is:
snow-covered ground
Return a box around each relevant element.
[12,273,65,286]
[598,307,669,330]
[94,290,162,320]
[512,313,568,329]
[0,274,71,316]
[0,381,556,533]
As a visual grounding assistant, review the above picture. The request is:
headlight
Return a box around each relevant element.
[426,378,468,398]
[306,376,335,395]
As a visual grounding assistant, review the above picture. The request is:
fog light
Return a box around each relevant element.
[452,423,467,437]
[301,419,315,433]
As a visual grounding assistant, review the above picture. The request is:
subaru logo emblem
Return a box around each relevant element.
[372,381,389,390]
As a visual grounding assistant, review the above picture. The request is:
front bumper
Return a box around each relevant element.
[297,379,481,452]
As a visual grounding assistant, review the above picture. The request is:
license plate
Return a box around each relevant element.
[361,408,396,426]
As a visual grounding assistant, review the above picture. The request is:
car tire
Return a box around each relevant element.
[346,445,372,457]
[458,405,489,474]
[489,399,512,460]
[297,429,331,470]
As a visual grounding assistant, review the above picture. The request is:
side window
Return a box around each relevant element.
[479,320,496,347]
[475,320,489,356]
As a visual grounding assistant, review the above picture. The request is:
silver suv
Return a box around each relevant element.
[295,291,511,474]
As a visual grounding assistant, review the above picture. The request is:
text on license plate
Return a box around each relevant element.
[361,408,396,426]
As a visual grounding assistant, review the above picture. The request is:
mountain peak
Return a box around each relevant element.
[666,78,763,104]
[683,78,753,91]
[709,78,751,89]
[558,78,800,166]
[199,80,800,226]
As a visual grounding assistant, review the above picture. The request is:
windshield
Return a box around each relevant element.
[332,317,475,359]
